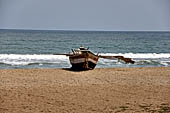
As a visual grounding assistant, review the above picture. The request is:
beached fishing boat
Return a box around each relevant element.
[54,46,135,70]
[69,46,99,70]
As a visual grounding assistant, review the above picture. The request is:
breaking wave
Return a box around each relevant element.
[0,54,69,65]
[0,53,170,68]
[99,53,170,59]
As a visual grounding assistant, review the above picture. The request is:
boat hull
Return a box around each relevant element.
[71,61,97,70]
[69,53,98,70]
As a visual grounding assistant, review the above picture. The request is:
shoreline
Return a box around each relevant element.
[0,66,170,70]
[1,67,170,113]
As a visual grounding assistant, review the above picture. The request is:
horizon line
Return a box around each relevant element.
[0,28,170,32]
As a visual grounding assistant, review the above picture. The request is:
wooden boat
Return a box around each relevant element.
[69,46,99,70]
[54,46,135,70]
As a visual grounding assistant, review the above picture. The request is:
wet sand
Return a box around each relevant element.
[0,67,170,113]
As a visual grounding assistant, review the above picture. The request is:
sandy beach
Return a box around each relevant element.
[0,67,170,113]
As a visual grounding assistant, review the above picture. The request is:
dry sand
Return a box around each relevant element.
[0,67,170,113]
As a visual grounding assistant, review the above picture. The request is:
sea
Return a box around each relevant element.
[0,29,170,69]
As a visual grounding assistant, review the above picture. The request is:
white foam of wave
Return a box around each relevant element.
[0,54,69,65]
[98,53,170,67]
[160,61,169,66]
[0,53,170,67]
[100,53,170,59]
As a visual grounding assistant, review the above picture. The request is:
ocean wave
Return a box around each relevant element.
[99,53,170,59]
[0,53,170,67]
[0,54,69,66]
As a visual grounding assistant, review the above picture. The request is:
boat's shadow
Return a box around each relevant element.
[62,68,90,72]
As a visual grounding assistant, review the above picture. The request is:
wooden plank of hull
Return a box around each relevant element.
[70,57,98,64]
[70,58,86,64]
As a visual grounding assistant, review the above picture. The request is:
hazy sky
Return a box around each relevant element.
[0,0,170,31]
